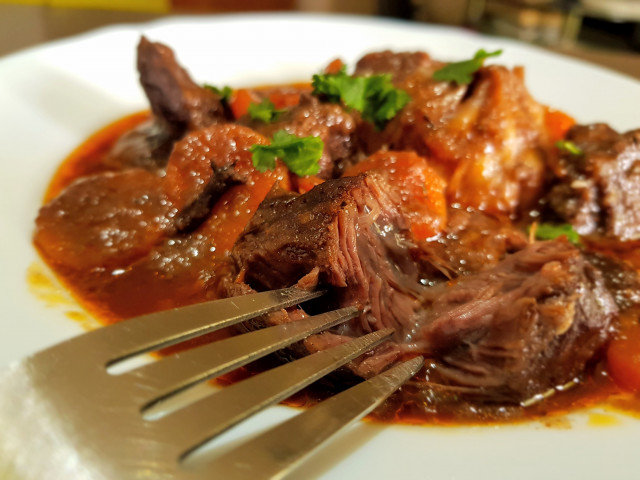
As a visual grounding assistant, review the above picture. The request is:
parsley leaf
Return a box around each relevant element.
[556,140,583,155]
[250,130,324,177]
[312,67,410,130]
[204,84,232,102]
[433,49,503,85]
[311,66,348,103]
[248,99,286,123]
[529,223,581,245]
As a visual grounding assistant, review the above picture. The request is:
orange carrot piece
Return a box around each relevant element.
[607,323,640,393]
[545,107,576,143]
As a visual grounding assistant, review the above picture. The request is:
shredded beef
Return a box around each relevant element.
[415,239,618,402]
[232,174,426,336]
[228,176,618,402]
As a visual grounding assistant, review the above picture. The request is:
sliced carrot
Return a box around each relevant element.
[325,58,344,74]
[296,175,324,194]
[268,91,301,109]
[545,107,576,143]
[229,88,259,119]
[198,164,288,257]
[343,151,448,241]
[607,323,640,393]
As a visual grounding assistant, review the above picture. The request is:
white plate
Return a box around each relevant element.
[1,13,639,480]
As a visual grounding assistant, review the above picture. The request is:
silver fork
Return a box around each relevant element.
[0,287,423,480]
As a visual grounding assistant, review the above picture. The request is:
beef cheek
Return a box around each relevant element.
[137,36,227,137]
[106,37,229,170]
[232,174,428,336]
[547,123,640,241]
[228,174,431,377]
[417,206,528,279]
[246,94,357,178]
[415,239,619,403]
[354,50,437,83]
[34,169,175,270]
[228,180,617,401]
[354,50,549,216]
[36,124,265,269]
[163,124,268,231]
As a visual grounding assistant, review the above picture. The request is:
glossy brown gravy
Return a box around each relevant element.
[34,112,640,427]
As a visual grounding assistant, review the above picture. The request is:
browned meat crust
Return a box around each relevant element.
[547,123,640,240]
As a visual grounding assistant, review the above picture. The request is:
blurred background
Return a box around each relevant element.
[1,0,640,78]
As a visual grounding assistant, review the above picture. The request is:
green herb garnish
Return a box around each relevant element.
[312,67,410,130]
[250,130,324,177]
[433,49,503,85]
[530,223,581,245]
[555,140,583,156]
[248,99,286,123]
[204,84,232,102]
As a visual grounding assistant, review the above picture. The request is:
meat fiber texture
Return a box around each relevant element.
[416,239,618,402]
[35,40,624,405]
[229,174,425,376]
[229,175,618,402]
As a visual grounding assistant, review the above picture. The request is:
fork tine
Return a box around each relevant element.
[50,287,323,364]
[126,307,360,411]
[200,356,424,479]
[153,329,395,459]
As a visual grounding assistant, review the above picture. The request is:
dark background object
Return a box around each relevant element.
[1,0,639,78]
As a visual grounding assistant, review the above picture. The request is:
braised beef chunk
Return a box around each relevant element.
[354,51,466,156]
[415,240,618,402]
[354,50,435,83]
[163,124,267,231]
[418,206,528,278]
[34,170,175,270]
[230,174,428,376]
[248,94,357,178]
[585,252,640,309]
[355,53,549,216]
[35,124,265,268]
[547,123,640,240]
[105,120,174,171]
[137,37,226,137]
[233,174,427,334]
[230,181,618,398]
[106,38,230,171]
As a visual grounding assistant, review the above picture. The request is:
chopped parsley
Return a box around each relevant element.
[555,140,583,156]
[204,84,232,102]
[433,49,503,85]
[248,99,286,123]
[250,130,324,177]
[529,223,581,245]
[312,66,410,130]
